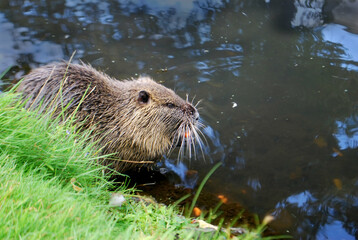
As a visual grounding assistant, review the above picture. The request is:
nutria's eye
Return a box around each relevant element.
[138,90,150,104]
[166,103,176,109]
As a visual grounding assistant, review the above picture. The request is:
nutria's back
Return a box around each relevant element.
[18,62,203,172]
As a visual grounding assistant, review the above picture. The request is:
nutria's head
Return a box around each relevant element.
[102,76,203,169]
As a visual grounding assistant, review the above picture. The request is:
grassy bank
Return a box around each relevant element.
[0,91,273,239]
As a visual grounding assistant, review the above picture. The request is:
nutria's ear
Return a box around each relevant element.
[138,90,150,104]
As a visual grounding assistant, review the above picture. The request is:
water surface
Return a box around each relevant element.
[1,0,358,238]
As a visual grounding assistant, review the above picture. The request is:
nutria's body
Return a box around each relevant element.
[18,62,202,172]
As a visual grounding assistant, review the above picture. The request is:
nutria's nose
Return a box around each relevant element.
[182,103,199,121]
[194,111,200,121]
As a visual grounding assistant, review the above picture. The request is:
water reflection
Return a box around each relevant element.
[272,188,358,239]
[322,24,358,71]
[317,221,355,240]
[1,0,358,239]
[334,116,358,150]
[271,0,358,34]
[63,0,225,48]
[285,191,316,208]
[291,0,324,28]
[161,159,198,189]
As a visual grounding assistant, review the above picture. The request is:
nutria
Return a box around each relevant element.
[17,62,204,172]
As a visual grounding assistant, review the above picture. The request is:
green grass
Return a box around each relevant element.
[0,154,119,239]
[0,90,275,239]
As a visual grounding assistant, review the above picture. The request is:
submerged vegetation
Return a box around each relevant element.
[0,89,277,239]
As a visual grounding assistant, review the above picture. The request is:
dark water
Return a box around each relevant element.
[1,0,358,239]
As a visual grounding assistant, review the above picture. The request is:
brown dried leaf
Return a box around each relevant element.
[333,178,342,190]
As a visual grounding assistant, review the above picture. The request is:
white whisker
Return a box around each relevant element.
[191,95,196,105]
[194,99,203,108]
[190,122,205,160]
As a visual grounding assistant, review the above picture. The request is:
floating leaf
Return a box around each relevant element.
[332,147,343,157]
[333,178,342,190]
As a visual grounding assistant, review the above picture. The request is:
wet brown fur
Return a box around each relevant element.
[17,62,201,172]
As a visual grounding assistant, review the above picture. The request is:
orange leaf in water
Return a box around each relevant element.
[332,147,343,157]
[193,207,201,217]
[217,194,228,204]
[314,136,327,148]
[333,178,342,190]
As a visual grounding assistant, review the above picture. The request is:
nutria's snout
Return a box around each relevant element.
[171,101,205,160]
[182,103,199,121]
